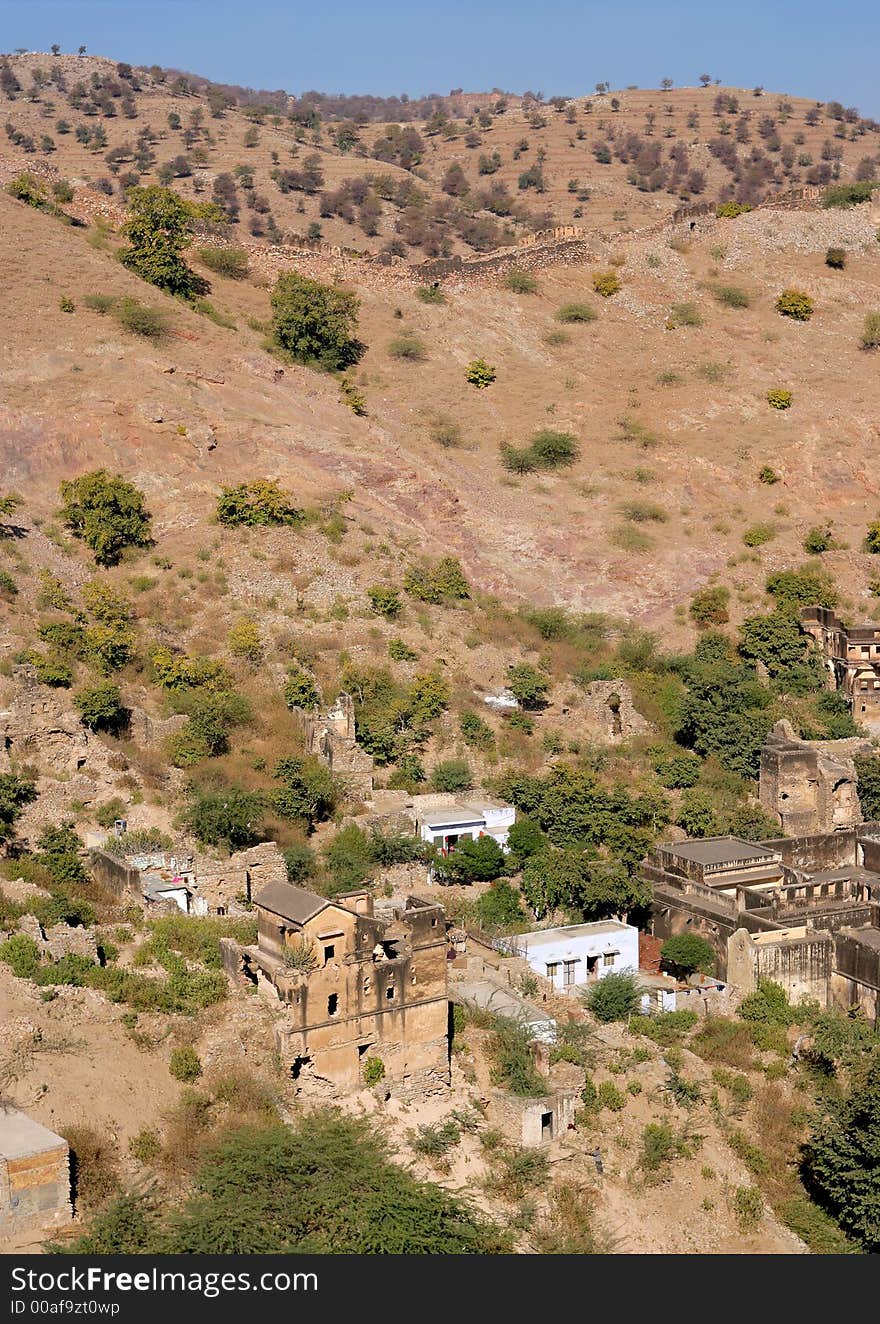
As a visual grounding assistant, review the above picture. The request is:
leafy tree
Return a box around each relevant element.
[58,470,152,565]
[765,564,837,611]
[652,749,701,789]
[854,755,880,821]
[676,788,720,838]
[475,880,526,930]
[273,756,336,830]
[437,835,505,884]
[661,933,716,978]
[738,611,824,694]
[677,635,774,778]
[270,271,362,371]
[283,841,316,883]
[216,480,302,527]
[74,681,128,733]
[36,822,87,888]
[120,185,208,298]
[802,1057,880,1250]
[505,815,547,869]
[183,788,265,851]
[430,758,472,792]
[155,1115,507,1253]
[506,662,550,710]
[282,664,320,711]
[583,971,641,1022]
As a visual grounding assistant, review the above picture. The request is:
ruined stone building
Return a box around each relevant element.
[646,828,880,1019]
[759,719,873,834]
[0,1109,71,1238]
[801,605,880,730]
[291,692,374,797]
[227,881,450,1096]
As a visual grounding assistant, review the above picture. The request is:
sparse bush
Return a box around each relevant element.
[112,298,168,338]
[592,270,620,297]
[731,1185,764,1231]
[227,618,262,664]
[825,247,846,269]
[169,1046,202,1083]
[387,331,426,361]
[555,301,596,323]
[416,284,446,305]
[63,1124,121,1212]
[363,1056,386,1087]
[668,301,703,328]
[766,388,792,410]
[758,466,780,485]
[713,284,751,309]
[505,268,539,294]
[465,357,496,388]
[197,245,249,279]
[775,288,814,321]
[860,312,880,350]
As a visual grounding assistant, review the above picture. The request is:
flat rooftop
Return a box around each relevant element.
[520,921,633,945]
[0,1108,66,1160]
[663,836,778,866]
[417,807,491,828]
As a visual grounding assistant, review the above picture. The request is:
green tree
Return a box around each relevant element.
[430,758,472,792]
[0,772,37,844]
[120,185,207,298]
[58,470,152,566]
[854,755,880,821]
[282,665,320,711]
[270,271,362,371]
[677,636,774,778]
[802,1057,880,1251]
[738,611,824,694]
[273,756,336,830]
[661,933,716,978]
[765,564,837,611]
[437,836,506,884]
[74,682,128,733]
[583,971,641,1022]
[183,789,264,851]
[475,880,526,930]
[676,788,720,838]
[506,662,550,710]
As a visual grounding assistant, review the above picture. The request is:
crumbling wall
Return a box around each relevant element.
[580,679,649,743]
[727,926,833,1006]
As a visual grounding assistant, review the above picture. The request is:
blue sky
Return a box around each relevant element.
[1,0,878,116]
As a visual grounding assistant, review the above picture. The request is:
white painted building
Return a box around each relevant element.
[411,800,516,856]
[514,920,640,992]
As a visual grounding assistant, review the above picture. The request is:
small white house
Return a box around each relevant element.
[514,920,639,993]
[412,800,515,856]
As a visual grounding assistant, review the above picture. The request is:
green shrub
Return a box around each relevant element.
[367,585,402,619]
[825,247,846,269]
[169,1046,202,1082]
[27,651,73,688]
[270,270,362,371]
[59,470,152,566]
[592,270,620,297]
[465,357,496,388]
[742,523,775,547]
[822,181,876,209]
[362,1057,386,1087]
[403,556,469,603]
[661,933,716,978]
[416,284,445,304]
[597,1080,625,1111]
[282,664,320,711]
[216,479,301,527]
[0,933,42,979]
[640,1122,691,1175]
[530,429,579,469]
[619,499,667,523]
[690,585,730,627]
[860,312,880,350]
[120,185,207,300]
[388,638,417,662]
[758,466,780,485]
[715,200,751,218]
[766,388,792,410]
[732,1185,764,1231]
[197,245,249,278]
[475,881,526,931]
[487,1018,546,1097]
[775,288,814,321]
[635,1009,698,1046]
[555,301,596,323]
[183,788,265,851]
[128,1130,161,1164]
[803,526,835,554]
